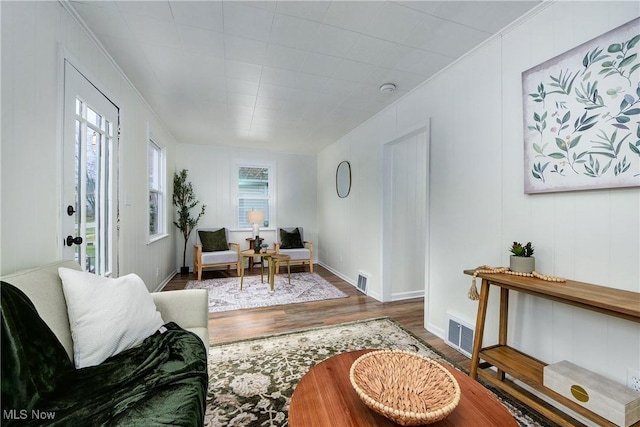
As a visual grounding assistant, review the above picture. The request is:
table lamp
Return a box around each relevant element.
[247,210,264,238]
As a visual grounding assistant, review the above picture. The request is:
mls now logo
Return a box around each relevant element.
[3,409,56,421]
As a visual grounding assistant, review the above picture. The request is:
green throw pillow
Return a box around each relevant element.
[280,228,304,249]
[199,229,228,252]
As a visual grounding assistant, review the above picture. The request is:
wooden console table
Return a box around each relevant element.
[464,269,640,427]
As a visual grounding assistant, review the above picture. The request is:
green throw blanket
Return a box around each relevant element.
[1,281,208,426]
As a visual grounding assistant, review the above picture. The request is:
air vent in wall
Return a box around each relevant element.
[445,314,474,357]
[356,271,369,294]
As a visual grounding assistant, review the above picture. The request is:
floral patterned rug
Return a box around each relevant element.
[186,272,348,313]
[205,317,554,427]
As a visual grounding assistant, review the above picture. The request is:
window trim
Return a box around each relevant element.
[235,161,276,231]
[148,128,168,243]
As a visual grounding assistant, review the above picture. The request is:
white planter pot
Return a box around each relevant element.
[510,256,535,273]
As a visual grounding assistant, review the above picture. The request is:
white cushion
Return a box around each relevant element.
[202,250,238,264]
[278,248,311,261]
[58,267,164,368]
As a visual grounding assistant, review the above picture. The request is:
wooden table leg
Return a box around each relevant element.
[286,260,290,284]
[497,287,509,380]
[470,278,490,380]
[240,255,246,290]
[268,258,275,292]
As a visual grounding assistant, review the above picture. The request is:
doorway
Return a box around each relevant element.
[382,125,429,302]
[62,60,119,276]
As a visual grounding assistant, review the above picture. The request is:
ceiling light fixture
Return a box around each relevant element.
[379,83,396,94]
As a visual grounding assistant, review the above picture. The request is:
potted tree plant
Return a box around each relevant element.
[173,169,206,275]
[509,241,535,273]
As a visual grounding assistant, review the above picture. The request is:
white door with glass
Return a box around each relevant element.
[62,61,118,276]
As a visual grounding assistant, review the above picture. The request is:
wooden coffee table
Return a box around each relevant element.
[289,349,518,427]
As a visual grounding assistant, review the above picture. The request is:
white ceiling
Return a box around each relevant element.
[69,0,541,153]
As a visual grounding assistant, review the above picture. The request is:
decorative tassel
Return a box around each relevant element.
[467,276,480,301]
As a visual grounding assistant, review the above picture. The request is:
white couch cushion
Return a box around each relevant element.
[58,267,164,368]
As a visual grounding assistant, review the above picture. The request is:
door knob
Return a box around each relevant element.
[66,205,76,216]
[66,235,83,246]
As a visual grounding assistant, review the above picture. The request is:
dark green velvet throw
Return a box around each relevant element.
[1,281,208,426]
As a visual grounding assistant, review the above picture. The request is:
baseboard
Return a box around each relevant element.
[317,262,424,303]
[317,262,357,287]
[318,262,382,298]
[154,270,178,293]
[426,321,446,341]
[390,290,424,301]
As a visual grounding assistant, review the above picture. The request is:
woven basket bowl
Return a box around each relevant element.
[349,350,461,426]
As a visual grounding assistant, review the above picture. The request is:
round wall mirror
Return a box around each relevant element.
[336,161,351,198]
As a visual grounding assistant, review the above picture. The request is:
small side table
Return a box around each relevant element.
[240,250,275,290]
[245,237,264,269]
[268,254,291,291]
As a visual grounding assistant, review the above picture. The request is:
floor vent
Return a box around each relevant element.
[356,271,369,294]
[445,314,474,357]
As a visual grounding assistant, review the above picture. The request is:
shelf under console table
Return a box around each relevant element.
[463,269,640,427]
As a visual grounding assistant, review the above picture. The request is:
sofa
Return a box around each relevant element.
[1,260,209,426]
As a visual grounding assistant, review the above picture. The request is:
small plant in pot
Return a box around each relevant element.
[509,241,535,273]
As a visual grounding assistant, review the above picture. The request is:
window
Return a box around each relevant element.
[148,136,166,239]
[237,165,272,229]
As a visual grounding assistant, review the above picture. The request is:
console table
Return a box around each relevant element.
[464,269,640,427]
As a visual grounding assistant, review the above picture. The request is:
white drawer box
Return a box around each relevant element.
[543,361,640,427]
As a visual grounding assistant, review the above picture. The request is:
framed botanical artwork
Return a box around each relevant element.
[522,17,640,194]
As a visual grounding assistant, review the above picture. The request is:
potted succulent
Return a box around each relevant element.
[509,241,535,273]
[173,169,206,275]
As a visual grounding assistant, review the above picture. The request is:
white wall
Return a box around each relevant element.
[318,0,640,396]
[175,144,317,270]
[1,2,178,291]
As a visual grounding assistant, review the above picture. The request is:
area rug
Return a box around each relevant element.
[205,317,553,427]
[185,272,348,313]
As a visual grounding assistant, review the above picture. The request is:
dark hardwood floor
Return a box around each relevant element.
[163,263,472,370]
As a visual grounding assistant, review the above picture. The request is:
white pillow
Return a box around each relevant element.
[58,267,164,369]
